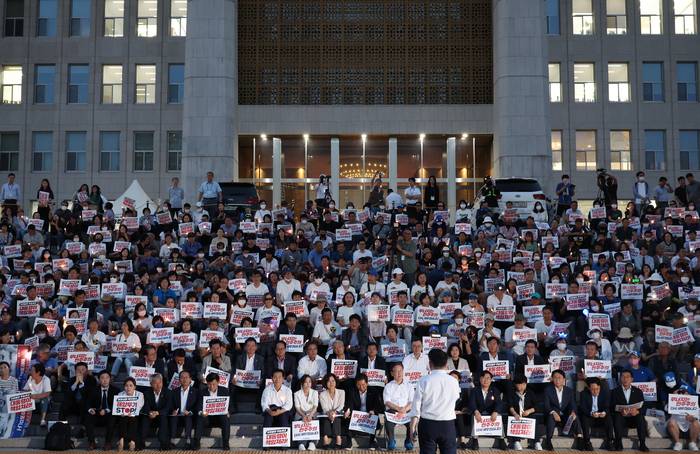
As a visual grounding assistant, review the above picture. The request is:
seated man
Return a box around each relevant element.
[200,339,232,383]
[194,372,230,450]
[543,369,583,451]
[345,373,384,450]
[506,374,540,451]
[261,369,294,428]
[84,370,118,450]
[141,373,172,450]
[169,370,199,449]
[666,372,700,451]
[611,370,648,451]
[383,363,415,451]
[232,337,264,412]
[62,361,96,421]
[578,377,613,451]
[467,370,506,450]
[133,345,167,392]
[166,348,197,383]
[297,341,327,384]
[264,340,297,386]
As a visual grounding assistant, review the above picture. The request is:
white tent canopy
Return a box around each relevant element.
[112,180,157,214]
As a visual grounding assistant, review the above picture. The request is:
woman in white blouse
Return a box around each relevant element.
[115,377,145,451]
[319,373,346,449]
[294,375,320,451]
[110,320,142,376]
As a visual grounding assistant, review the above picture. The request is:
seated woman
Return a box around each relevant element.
[319,373,347,449]
[294,374,319,451]
[114,377,145,451]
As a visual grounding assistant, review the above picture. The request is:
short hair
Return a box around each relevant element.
[512,374,527,385]
[551,369,566,379]
[271,369,285,377]
[75,361,88,370]
[524,339,537,347]
[586,377,601,387]
[150,373,163,382]
[356,373,368,384]
[209,339,222,348]
[173,348,186,358]
[428,349,448,368]
[480,370,493,379]
[322,373,339,388]
[206,372,220,383]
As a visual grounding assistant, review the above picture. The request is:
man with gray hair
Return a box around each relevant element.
[141,373,172,450]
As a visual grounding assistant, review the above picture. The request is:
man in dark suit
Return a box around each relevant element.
[166,348,198,383]
[506,374,540,450]
[133,345,167,391]
[467,370,506,450]
[84,370,118,450]
[578,377,613,451]
[514,340,548,376]
[277,313,307,361]
[169,369,199,448]
[232,337,265,412]
[478,337,512,395]
[194,372,230,450]
[141,373,172,451]
[62,361,96,420]
[264,340,297,385]
[326,340,357,392]
[357,342,387,380]
[610,370,648,451]
[543,369,583,450]
[345,374,384,450]
[340,314,370,360]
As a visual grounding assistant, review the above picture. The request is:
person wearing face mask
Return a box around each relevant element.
[454,200,471,223]
[315,174,331,208]
[633,171,650,215]
[276,269,301,302]
[625,350,655,383]
[254,200,271,224]
[586,327,613,361]
[305,272,331,300]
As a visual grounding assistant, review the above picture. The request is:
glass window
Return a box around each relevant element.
[37,0,56,37]
[546,0,560,35]
[0,132,19,171]
[608,63,630,102]
[606,0,627,34]
[167,131,182,171]
[168,64,184,104]
[66,131,86,172]
[1,65,23,104]
[610,130,632,170]
[68,64,88,104]
[640,0,663,34]
[137,0,158,37]
[572,0,595,35]
[674,0,696,34]
[32,131,52,172]
[134,131,154,171]
[70,0,91,37]
[551,130,563,171]
[34,64,54,104]
[642,62,664,102]
[4,0,24,37]
[574,63,596,102]
[644,130,666,170]
[678,62,698,102]
[104,0,124,38]
[681,130,700,169]
[549,63,562,102]
[135,65,156,104]
[102,65,123,104]
[575,130,597,171]
[99,131,120,171]
[170,0,187,37]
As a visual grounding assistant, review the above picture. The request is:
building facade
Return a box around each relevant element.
[0,0,698,213]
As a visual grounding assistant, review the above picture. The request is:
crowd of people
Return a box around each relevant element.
[0,169,700,453]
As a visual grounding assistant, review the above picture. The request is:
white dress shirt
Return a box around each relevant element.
[622,386,631,403]
[591,394,598,414]
[402,353,430,376]
[413,369,460,421]
[293,388,319,419]
[297,355,327,380]
[180,386,191,413]
[261,383,293,412]
[383,380,415,409]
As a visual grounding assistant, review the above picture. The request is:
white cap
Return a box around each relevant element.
[648,272,664,283]
[195,201,203,208]
[483,216,493,224]
[392,268,404,276]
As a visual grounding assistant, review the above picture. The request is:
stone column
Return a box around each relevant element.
[446,137,457,213]
[388,138,398,192]
[182,0,237,203]
[330,138,340,203]
[492,0,551,187]
[272,138,282,207]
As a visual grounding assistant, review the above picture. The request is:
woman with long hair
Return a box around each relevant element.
[36,179,54,228]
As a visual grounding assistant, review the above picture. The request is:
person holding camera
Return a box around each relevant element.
[555,174,575,217]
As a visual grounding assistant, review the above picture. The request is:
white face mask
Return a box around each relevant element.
[551,278,560,284]
[284,277,292,283]
[301,219,307,224]
[592,332,601,339]
[667,380,677,388]
[137,310,146,317]
[557,342,567,351]
[454,318,464,325]
[314,278,322,285]
[110,277,118,283]
[689,304,697,311]
[260,204,267,209]
[590,305,600,312]
[682,277,690,284]
[329,204,335,209]
[576,277,584,284]
[638,177,645,182]
[197,252,205,258]
[443,251,450,257]
[341,280,350,287]
[237,299,246,306]
[459,203,466,209]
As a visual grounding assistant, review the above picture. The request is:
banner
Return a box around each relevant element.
[349,411,379,434]
[385,411,412,425]
[129,366,155,386]
[279,334,305,353]
[588,313,611,331]
[5,392,34,414]
[284,300,307,317]
[203,302,228,320]
[202,396,229,415]
[16,300,40,318]
[391,309,414,326]
[422,336,448,353]
[381,344,406,362]
[621,284,644,299]
[414,307,440,324]
[234,369,261,388]
[668,394,699,416]
[263,427,291,448]
[360,368,386,387]
[524,364,551,383]
[507,417,536,440]
[205,366,231,388]
[546,283,568,299]
[465,311,486,328]
[512,328,537,342]
[172,333,197,350]
[566,293,589,311]
[633,382,657,402]
[549,355,575,374]
[235,327,261,344]
[292,420,320,441]
[147,327,174,344]
[493,305,516,322]
[473,418,503,437]
[331,359,358,380]
[367,305,390,322]
[483,360,509,381]
[112,395,140,416]
[198,330,224,348]
[584,359,612,378]
[67,351,95,370]
[180,302,203,319]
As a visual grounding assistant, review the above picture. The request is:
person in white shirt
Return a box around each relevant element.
[110,320,141,376]
[261,369,294,427]
[312,308,340,355]
[245,270,269,299]
[360,271,386,299]
[297,342,328,383]
[24,363,52,426]
[412,349,461,454]
[82,319,107,353]
[384,363,416,450]
[404,178,421,206]
[385,189,403,210]
[114,377,145,450]
[352,239,373,264]
[402,339,430,378]
[277,270,302,302]
[486,284,514,311]
[254,200,271,223]
[294,374,320,451]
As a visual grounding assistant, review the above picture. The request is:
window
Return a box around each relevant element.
[104,0,124,38]
[167,131,182,171]
[168,64,184,103]
[70,0,91,37]
[65,131,86,171]
[574,63,596,102]
[135,65,156,104]
[4,0,24,37]
[170,0,187,36]
[34,64,55,104]
[137,0,157,37]
[68,64,89,104]
[610,130,632,170]
[674,0,696,34]
[134,132,154,171]
[548,63,562,102]
[32,131,52,171]
[37,0,56,37]
[643,62,664,102]
[102,65,123,104]
[0,133,19,171]
[608,63,630,102]
[1,66,23,104]
[645,130,666,170]
[640,0,663,34]
[678,62,698,102]
[100,131,120,171]
[681,130,700,169]
[572,0,594,35]
[606,0,627,34]
[576,130,597,170]
[551,130,563,171]
[546,0,560,35]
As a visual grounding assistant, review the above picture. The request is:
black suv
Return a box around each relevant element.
[220,182,260,215]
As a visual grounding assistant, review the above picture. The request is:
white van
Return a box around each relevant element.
[472,178,547,220]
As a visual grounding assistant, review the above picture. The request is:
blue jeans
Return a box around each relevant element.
[111,354,137,376]
[36,397,50,414]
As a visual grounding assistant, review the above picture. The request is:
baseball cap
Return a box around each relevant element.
[392,268,404,276]
[628,350,640,358]
[468,293,478,300]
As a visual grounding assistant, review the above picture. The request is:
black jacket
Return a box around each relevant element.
[506,388,537,415]
[265,354,297,380]
[166,358,198,382]
[169,385,199,415]
[196,385,230,414]
[86,384,119,413]
[345,386,384,414]
[143,387,172,415]
[610,385,644,413]
[357,356,387,376]
[514,354,548,377]
[468,385,503,414]
[579,388,611,416]
[544,385,576,416]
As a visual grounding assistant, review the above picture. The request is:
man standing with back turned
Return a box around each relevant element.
[413,349,461,454]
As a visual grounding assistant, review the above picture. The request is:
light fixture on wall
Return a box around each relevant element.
[339,161,387,179]
[260,134,268,140]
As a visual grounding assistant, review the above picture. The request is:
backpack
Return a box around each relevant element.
[44,422,73,451]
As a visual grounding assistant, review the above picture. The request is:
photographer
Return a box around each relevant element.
[555,174,575,216]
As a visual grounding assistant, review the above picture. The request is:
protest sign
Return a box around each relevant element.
[67,351,95,370]
[465,311,486,328]
[524,364,551,383]
[172,333,197,350]
[549,355,575,374]
[279,334,305,353]
[360,368,386,387]
[566,293,589,311]
[512,328,537,342]
[6,392,34,413]
[349,411,379,434]
[17,300,40,318]
[588,313,611,331]
[507,417,536,440]
[292,421,320,441]
[284,300,307,317]
[234,327,261,344]
[204,366,231,388]
[203,302,228,320]
[391,309,414,326]
[112,395,139,416]
[522,306,544,323]
[234,369,261,388]
[263,427,291,448]
[198,329,224,348]
[633,382,657,402]
[483,360,509,381]
[381,344,406,362]
[367,305,390,322]
[202,396,229,415]
[129,366,155,387]
[414,307,440,324]
[546,283,568,299]
[180,302,203,319]
[494,305,516,322]
[147,327,174,344]
[385,411,412,425]
[669,394,699,416]
[331,359,358,380]
[584,359,612,378]
[473,418,503,437]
